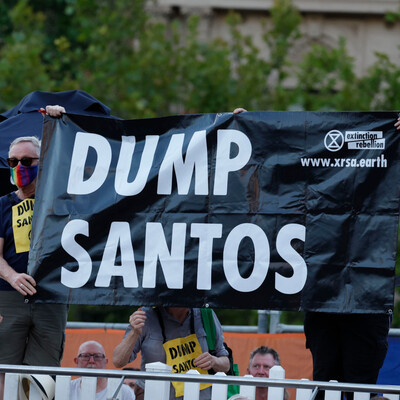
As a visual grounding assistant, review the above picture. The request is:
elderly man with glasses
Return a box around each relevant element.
[71,341,135,400]
[0,106,68,400]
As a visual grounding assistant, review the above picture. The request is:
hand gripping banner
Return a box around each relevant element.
[28,111,400,313]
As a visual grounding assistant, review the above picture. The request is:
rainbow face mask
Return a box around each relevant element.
[10,164,38,187]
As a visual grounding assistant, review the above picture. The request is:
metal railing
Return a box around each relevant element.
[65,320,400,336]
[2,363,400,400]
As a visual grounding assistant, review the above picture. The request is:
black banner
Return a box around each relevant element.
[28,111,400,313]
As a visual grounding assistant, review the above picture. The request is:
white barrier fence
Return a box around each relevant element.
[2,363,400,400]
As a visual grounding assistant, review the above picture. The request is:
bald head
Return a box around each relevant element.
[75,341,108,369]
[77,341,105,356]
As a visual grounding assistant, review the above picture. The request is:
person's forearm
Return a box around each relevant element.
[211,356,230,373]
[113,329,140,368]
[0,257,15,282]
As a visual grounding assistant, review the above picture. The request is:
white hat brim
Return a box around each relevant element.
[19,374,55,400]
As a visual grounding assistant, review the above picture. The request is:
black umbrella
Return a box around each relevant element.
[0,90,118,195]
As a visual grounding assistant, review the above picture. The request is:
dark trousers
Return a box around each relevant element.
[304,312,389,400]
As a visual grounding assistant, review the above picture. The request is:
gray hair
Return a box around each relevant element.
[249,346,281,368]
[9,136,41,157]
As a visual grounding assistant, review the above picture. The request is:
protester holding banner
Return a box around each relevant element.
[395,116,400,130]
[232,108,400,400]
[304,312,390,400]
[302,112,400,400]
[0,106,68,400]
[113,307,230,400]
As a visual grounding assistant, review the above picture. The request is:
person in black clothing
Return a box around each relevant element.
[0,106,67,400]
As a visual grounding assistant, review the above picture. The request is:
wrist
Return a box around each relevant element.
[2,267,15,282]
[130,328,141,339]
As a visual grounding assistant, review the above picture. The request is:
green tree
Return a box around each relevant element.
[0,0,54,109]
[295,38,359,110]
[358,53,400,110]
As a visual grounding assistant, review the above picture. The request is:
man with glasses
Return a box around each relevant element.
[0,106,68,400]
[71,341,135,400]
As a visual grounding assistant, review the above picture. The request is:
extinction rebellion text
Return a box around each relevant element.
[300,154,387,168]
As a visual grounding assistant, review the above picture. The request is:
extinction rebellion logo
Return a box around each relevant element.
[324,130,385,152]
[324,130,344,152]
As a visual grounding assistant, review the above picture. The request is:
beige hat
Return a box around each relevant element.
[19,374,55,400]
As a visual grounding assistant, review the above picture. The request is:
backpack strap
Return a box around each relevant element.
[200,308,216,352]
[154,307,167,343]
[155,307,195,343]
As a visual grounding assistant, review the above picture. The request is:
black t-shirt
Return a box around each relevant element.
[0,192,30,291]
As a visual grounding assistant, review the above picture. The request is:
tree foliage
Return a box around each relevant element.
[1,0,400,114]
[0,0,399,326]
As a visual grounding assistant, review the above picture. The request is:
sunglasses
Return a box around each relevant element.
[7,157,39,168]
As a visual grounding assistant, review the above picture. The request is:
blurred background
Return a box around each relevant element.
[1,0,399,328]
